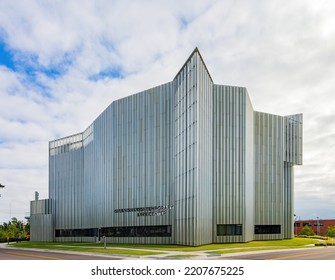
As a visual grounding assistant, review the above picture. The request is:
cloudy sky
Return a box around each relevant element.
[0,0,334,224]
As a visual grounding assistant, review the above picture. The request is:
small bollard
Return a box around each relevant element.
[103,235,106,249]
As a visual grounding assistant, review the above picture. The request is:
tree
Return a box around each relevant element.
[0,217,30,242]
[301,225,315,236]
[326,226,335,238]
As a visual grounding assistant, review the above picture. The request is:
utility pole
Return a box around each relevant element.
[294,214,298,236]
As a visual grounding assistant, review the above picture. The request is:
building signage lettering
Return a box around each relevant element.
[114,205,174,217]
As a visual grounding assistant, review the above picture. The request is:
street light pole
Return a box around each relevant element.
[0,183,4,197]
[317,216,320,236]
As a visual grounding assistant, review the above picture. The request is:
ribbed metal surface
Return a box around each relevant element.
[50,82,174,244]
[103,83,174,244]
[32,48,303,245]
[30,199,53,242]
[30,214,53,242]
[173,50,213,246]
[283,162,294,238]
[285,114,303,165]
[195,52,213,245]
[213,85,254,243]
[283,113,302,238]
[254,112,302,240]
[254,112,284,240]
[30,198,52,215]
[244,93,255,241]
[49,143,83,235]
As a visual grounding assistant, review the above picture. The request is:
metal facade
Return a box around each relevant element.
[30,199,53,241]
[213,85,255,243]
[173,51,213,245]
[30,48,303,245]
[254,112,303,240]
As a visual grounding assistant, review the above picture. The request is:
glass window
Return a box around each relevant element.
[56,225,173,238]
[217,224,242,236]
[254,225,281,234]
[102,225,172,237]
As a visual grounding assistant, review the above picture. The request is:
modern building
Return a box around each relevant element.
[294,219,335,236]
[30,48,303,246]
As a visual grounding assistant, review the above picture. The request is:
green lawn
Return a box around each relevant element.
[9,242,164,256]
[8,238,324,257]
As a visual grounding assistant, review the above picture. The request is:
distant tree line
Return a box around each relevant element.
[300,225,335,238]
[0,217,30,243]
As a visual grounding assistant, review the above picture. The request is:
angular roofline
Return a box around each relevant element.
[254,110,303,118]
[174,47,214,83]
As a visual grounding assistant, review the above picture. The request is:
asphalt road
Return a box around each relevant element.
[219,246,335,260]
[0,247,122,260]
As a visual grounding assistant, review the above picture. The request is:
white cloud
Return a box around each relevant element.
[1,0,335,223]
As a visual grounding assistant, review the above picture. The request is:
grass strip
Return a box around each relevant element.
[9,238,323,255]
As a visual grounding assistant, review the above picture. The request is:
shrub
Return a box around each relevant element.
[301,225,315,236]
[326,226,335,238]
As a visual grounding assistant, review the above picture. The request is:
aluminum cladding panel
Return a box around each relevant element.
[254,112,284,240]
[173,50,213,246]
[213,85,254,243]
[82,82,174,244]
[49,143,84,230]
[285,114,303,165]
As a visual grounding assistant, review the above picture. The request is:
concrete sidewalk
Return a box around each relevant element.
[0,242,14,248]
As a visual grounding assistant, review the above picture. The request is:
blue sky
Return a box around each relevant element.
[1,0,335,224]
[0,42,15,70]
